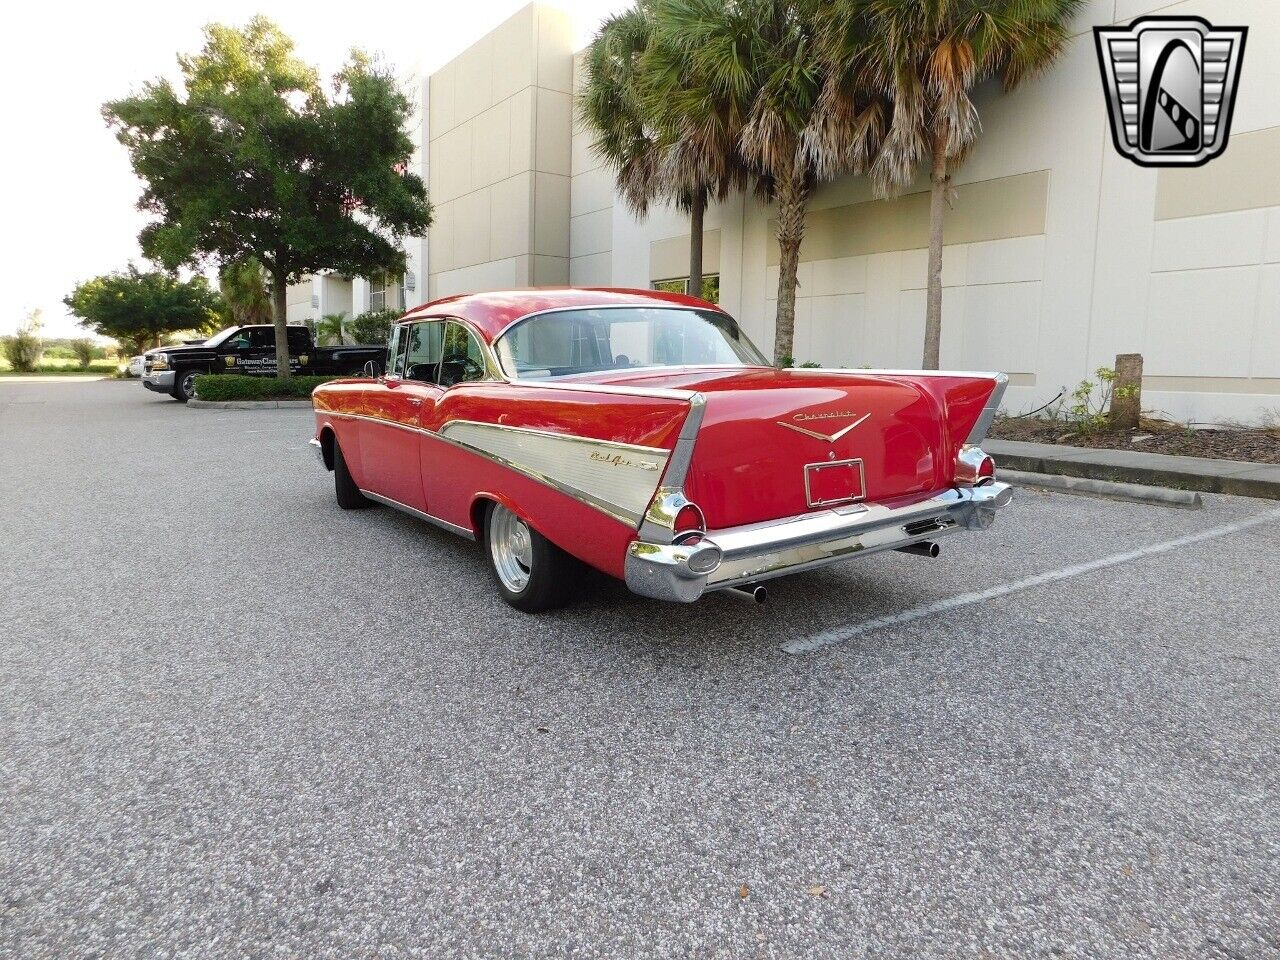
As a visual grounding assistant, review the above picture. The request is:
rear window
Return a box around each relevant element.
[494,307,767,379]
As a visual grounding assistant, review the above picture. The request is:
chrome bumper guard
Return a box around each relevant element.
[624,482,1013,603]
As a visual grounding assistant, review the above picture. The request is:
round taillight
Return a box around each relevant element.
[674,503,705,534]
[977,455,995,481]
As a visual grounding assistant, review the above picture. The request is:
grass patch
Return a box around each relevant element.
[193,374,342,402]
[0,358,119,375]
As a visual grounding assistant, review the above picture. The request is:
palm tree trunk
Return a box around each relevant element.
[688,190,705,300]
[773,171,810,364]
[271,269,292,380]
[922,127,948,370]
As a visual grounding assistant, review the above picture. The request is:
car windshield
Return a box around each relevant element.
[495,307,768,379]
[201,327,239,348]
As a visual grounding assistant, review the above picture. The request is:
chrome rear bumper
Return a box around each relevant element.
[623,482,1013,603]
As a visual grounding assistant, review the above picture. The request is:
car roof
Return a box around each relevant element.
[397,287,723,342]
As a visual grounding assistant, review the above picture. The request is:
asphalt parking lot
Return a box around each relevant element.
[2,378,1277,959]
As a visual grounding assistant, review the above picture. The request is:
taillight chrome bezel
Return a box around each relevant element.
[955,444,996,487]
[672,503,706,538]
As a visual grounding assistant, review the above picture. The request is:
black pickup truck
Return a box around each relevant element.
[141,324,384,401]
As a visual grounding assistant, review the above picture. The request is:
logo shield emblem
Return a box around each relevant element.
[1094,16,1247,167]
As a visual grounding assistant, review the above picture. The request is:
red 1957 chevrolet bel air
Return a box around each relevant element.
[310,288,1012,612]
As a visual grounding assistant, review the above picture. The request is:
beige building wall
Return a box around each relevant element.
[426,4,575,299]
[576,0,1280,424]
[285,274,355,327]
[568,52,614,287]
[285,280,314,326]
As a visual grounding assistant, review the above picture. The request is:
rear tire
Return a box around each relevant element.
[484,502,578,612]
[334,441,371,510]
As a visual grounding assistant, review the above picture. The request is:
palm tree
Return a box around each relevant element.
[652,0,885,362]
[823,0,1083,368]
[580,2,745,300]
[218,258,273,326]
[316,313,346,346]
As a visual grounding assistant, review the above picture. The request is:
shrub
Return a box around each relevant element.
[192,374,342,402]
[71,338,96,368]
[345,309,400,345]
[2,311,44,372]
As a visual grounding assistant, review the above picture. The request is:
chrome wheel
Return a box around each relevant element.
[181,371,199,400]
[489,504,533,593]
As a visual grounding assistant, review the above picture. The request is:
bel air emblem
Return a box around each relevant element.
[776,411,870,443]
[1095,16,1247,167]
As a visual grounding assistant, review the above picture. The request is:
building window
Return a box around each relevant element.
[368,272,404,312]
[652,274,720,304]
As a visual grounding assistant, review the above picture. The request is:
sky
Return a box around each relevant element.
[0,0,627,339]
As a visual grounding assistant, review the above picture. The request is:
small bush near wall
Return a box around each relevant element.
[193,374,342,402]
[345,309,400,345]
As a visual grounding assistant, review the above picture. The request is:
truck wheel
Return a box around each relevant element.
[172,368,203,402]
[484,502,578,612]
[333,441,370,510]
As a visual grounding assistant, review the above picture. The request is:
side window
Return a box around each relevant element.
[386,324,408,379]
[247,327,274,348]
[404,321,444,383]
[439,322,486,387]
[286,327,310,352]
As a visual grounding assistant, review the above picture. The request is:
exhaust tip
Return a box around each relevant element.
[897,541,940,558]
[726,584,768,604]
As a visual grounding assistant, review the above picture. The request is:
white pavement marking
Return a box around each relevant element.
[782,506,1280,655]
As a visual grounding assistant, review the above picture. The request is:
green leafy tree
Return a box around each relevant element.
[218,258,273,325]
[64,265,224,355]
[346,309,399,345]
[104,17,431,378]
[71,339,96,368]
[822,0,1083,368]
[580,2,747,299]
[316,313,347,346]
[651,0,885,362]
[2,310,44,373]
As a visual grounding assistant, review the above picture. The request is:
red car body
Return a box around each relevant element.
[310,288,1012,607]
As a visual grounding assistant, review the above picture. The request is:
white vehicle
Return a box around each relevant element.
[126,355,146,378]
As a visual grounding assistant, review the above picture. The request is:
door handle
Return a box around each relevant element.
[407,397,423,407]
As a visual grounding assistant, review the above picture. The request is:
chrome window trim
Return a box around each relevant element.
[359,489,476,540]
[492,303,765,380]
[504,380,697,400]
[393,316,504,386]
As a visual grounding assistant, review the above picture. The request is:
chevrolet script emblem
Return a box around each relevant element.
[1094,16,1247,168]
[776,411,870,443]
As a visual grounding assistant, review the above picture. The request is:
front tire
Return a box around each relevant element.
[171,368,203,402]
[484,503,578,612]
[334,441,371,509]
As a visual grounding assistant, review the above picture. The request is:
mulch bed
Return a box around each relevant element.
[990,417,1280,465]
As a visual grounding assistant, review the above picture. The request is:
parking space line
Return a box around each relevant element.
[782,506,1280,655]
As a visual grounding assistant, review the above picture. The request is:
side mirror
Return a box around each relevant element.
[363,359,380,378]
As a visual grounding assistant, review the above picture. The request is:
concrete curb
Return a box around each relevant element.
[187,399,313,410]
[1000,468,1203,510]
[987,439,1280,501]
